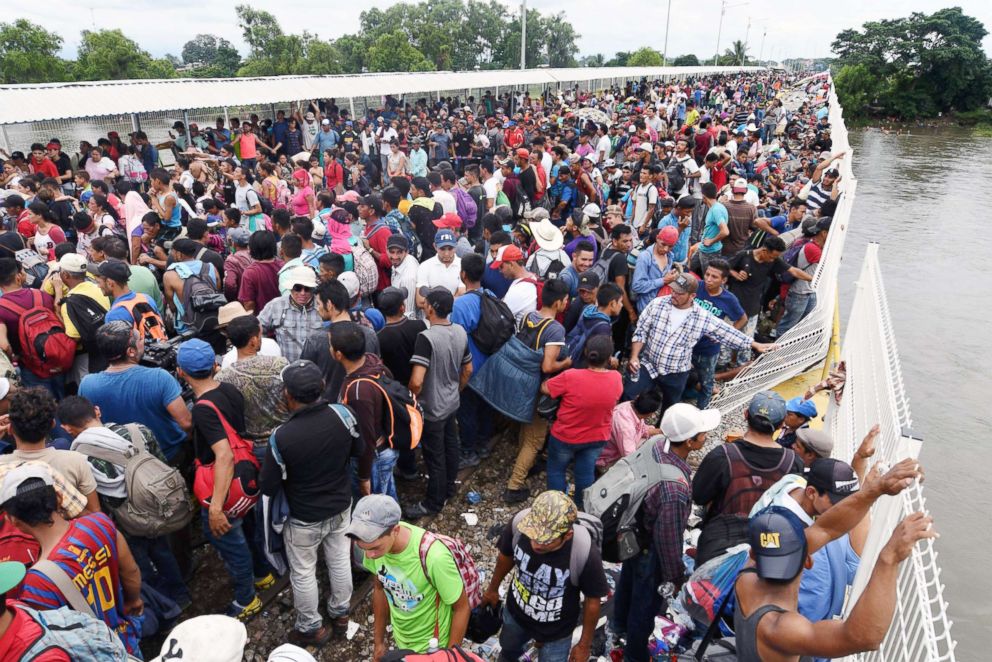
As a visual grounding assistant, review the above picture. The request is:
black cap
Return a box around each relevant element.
[418,286,454,317]
[577,272,601,290]
[815,216,832,233]
[386,234,409,250]
[171,238,200,256]
[749,506,809,581]
[280,360,324,400]
[97,259,131,284]
[378,286,408,313]
[806,458,859,504]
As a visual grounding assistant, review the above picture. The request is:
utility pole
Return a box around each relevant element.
[759,27,767,64]
[714,0,748,66]
[520,0,527,70]
[742,16,751,65]
[663,0,673,66]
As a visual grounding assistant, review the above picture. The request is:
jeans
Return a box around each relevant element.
[508,416,548,490]
[421,415,460,512]
[127,534,190,606]
[691,351,719,410]
[498,605,572,662]
[719,316,757,367]
[201,511,256,606]
[546,435,605,511]
[776,291,816,338]
[284,510,353,632]
[457,388,493,457]
[652,370,691,417]
[351,446,399,501]
[611,548,666,662]
[19,369,65,400]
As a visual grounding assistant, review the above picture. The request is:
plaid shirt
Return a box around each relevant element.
[632,296,752,378]
[0,461,86,519]
[257,295,324,362]
[641,440,692,583]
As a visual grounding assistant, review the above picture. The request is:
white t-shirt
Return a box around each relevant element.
[391,254,420,317]
[377,127,399,150]
[632,183,659,230]
[483,176,500,205]
[301,120,320,151]
[416,255,463,294]
[674,155,699,198]
[596,135,612,162]
[503,278,537,323]
[541,152,553,188]
[221,339,283,369]
[666,304,692,335]
[432,190,457,215]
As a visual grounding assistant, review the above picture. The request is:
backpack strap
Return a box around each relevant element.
[195,247,207,262]
[417,530,443,641]
[568,523,591,588]
[268,432,287,480]
[30,289,43,310]
[532,317,554,350]
[73,441,134,467]
[510,508,529,550]
[0,296,26,317]
[124,424,147,453]
[32,559,97,617]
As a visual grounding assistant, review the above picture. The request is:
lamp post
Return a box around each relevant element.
[663,0,673,66]
[520,0,527,70]
[714,0,748,66]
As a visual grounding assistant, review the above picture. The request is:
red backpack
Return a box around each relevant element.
[520,276,544,312]
[192,399,261,518]
[0,290,75,378]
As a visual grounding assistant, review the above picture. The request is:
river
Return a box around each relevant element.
[840,127,991,659]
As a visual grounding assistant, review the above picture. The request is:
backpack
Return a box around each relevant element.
[778,238,808,285]
[452,188,478,229]
[251,188,274,217]
[349,237,380,296]
[0,290,75,379]
[72,425,195,539]
[418,530,483,612]
[587,248,616,286]
[510,509,603,587]
[273,179,292,210]
[530,251,567,281]
[564,308,611,366]
[174,261,225,333]
[343,373,424,452]
[13,249,49,289]
[118,294,167,342]
[62,293,106,353]
[192,399,260,518]
[495,190,511,209]
[469,290,515,355]
[667,159,687,196]
[14,602,130,661]
[583,437,689,562]
[519,276,544,313]
[386,210,423,260]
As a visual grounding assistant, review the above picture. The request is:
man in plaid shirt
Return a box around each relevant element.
[611,403,722,662]
[628,272,777,413]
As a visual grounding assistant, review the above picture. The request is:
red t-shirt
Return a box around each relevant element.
[0,602,71,661]
[547,368,623,444]
[29,159,59,180]
[238,259,284,313]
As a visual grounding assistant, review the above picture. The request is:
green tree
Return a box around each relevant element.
[75,29,176,80]
[672,54,700,66]
[627,47,663,67]
[333,34,368,73]
[367,30,434,72]
[833,63,884,115]
[0,19,67,83]
[580,53,605,67]
[181,34,242,75]
[543,13,579,67]
[604,51,631,67]
[235,5,283,57]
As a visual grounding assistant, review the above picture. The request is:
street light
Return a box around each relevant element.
[713,0,748,66]
[663,0,673,66]
[520,0,527,70]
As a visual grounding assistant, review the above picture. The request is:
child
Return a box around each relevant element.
[596,389,663,470]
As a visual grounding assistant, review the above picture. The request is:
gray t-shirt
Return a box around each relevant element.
[410,322,471,421]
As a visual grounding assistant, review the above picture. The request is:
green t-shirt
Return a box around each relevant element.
[127,264,164,311]
[361,523,464,651]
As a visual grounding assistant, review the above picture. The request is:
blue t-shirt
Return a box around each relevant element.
[315,129,339,153]
[480,261,512,299]
[799,533,859,662]
[450,289,489,371]
[699,202,728,254]
[693,282,745,356]
[105,291,161,326]
[79,366,186,461]
[431,133,451,160]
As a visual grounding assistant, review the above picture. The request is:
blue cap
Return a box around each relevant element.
[749,506,808,581]
[434,229,457,248]
[785,397,817,420]
[747,391,787,429]
[176,339,216,375]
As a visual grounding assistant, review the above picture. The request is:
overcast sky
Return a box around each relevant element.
[11,0,992,64]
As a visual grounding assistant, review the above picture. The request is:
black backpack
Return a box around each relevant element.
[470,290,515,355]
[62,293,106,352]
[666,160,686,196]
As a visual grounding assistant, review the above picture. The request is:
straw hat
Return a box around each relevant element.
[530,218,564,251]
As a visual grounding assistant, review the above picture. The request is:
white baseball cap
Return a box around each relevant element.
[151,615,247,662]
[338,271,360,300]
[661,403,722,442]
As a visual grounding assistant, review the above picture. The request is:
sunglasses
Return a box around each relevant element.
[292,284,313,293]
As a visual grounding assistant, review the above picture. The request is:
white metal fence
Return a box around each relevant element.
[831,244,957,662]
[711,76,855,414]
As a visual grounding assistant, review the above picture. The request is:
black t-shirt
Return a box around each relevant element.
[377,318,426,385]
[497,522,610,642]
[727,250,791,317]
[191,382,247,465]
[691,440,804,519]
[563,297,587,334]
[53,153,72,179]
[519,166,538,201]
[453,132,473,157]
[468,184,486,228]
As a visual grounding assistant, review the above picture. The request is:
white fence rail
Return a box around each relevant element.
[831,244,956,662]
[711,76,855,414]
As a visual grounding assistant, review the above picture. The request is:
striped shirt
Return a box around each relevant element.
[19,513,140,655]
[805,181,832,211]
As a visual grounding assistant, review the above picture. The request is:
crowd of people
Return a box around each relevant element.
[0,69,936,662]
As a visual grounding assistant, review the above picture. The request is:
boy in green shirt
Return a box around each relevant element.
[347,495,470,656]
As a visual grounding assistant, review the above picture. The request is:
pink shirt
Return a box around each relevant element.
[597,401,650,468]
[290,185,313,217]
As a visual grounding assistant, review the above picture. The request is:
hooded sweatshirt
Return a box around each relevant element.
[340,354,392,480]
[565,304,613,368]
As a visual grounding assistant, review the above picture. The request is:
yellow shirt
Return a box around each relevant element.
[59,280,110,340]
[685,108,700,127]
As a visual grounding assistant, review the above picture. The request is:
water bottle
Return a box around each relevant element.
[427,637,440,653]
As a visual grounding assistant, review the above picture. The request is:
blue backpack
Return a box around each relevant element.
[15,602,130,660]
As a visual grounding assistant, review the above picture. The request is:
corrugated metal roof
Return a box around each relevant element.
[0,66,762,125]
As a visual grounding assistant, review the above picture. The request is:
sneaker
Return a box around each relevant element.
[403,501,434,520]
[458,452,481,469]
[254,573,277,591]
[227,595,263,621]
[330,615,350,638]
[289,624,333,647]
[526,458,546,478]
[502,487,530,504]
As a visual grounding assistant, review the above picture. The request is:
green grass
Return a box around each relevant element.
[954,109,992,127]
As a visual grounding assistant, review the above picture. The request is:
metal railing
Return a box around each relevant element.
[831,245,957,662]
[711,76,855,414]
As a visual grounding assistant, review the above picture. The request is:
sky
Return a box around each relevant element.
[11,0,992,64]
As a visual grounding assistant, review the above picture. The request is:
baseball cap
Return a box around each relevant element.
[515,148,530,159]
[386,234,409,251]
[805,458,859,504]
[668,271,697,294]
[660,403,721,443]
[815,217,833,233]
[433,212,462,230]
[517,491,578,544]
[795,428,834,459]
[150,615,247,662]
[217,301,250,327]
[418,286,455,315]
[577,272,601,291]
[747,391,788,429]
[280,360,324,399]
[97,259,131,284]
[0,464,54,505]
[639,142,653,152]
[732,178,748,193]
[749,506,808,581]
[786,397,817,420]
[176,338,216,375]
[338,271,360,300]
[657,226,679,246]
[378,286,408,311]
[227,227,251,247]
[824,167,840,177]
[434,229,457,248]
[345,494,402,542]
[0,562,25,596]
[321,119,331,126]
[285,266,317,289]
[490,244,524,269]
[582,203,602,219]
[311,222,327,242]
[603,158,616,167]
[800,217,820,237]
[57,253,87,275]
